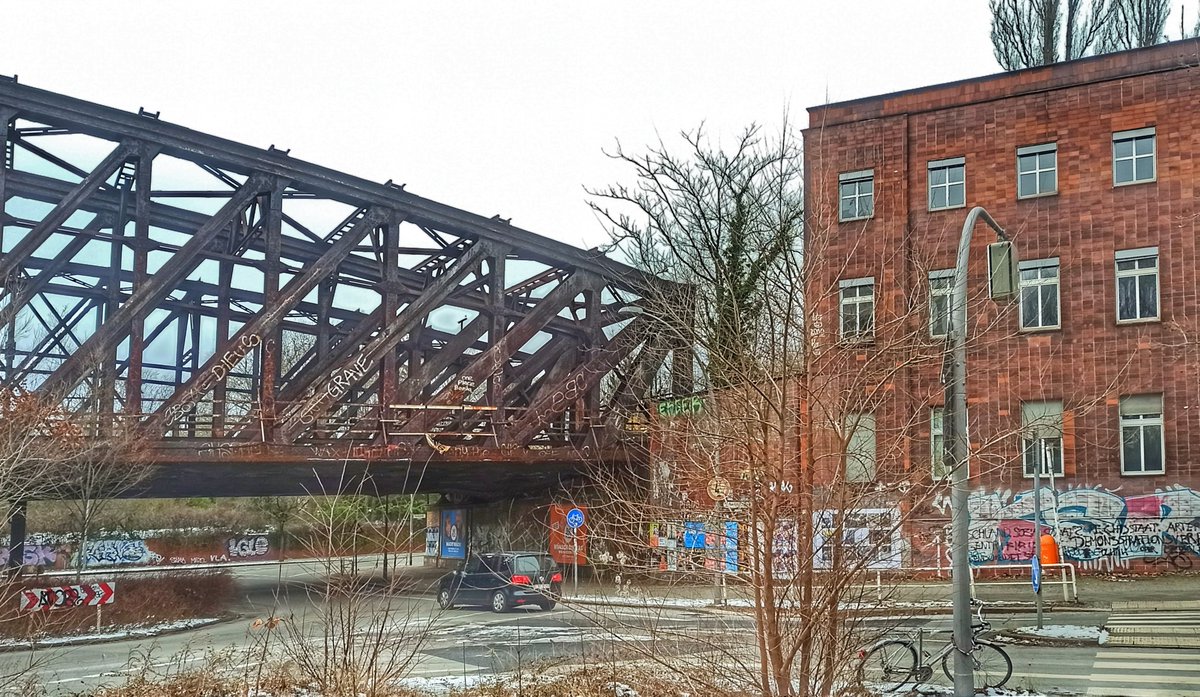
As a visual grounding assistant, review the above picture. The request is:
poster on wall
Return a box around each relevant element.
[813,508,902,570]
[772,518,798,577]
[724,521,739,573]
[549,504,587,565]
[425,511,440,557]
[439,509,466,560]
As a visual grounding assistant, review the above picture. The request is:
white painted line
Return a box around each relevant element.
[1087,688,1200,696]
[1084,673,1200,685]
[1093,660,1200,672]
[1095,650,1200,660]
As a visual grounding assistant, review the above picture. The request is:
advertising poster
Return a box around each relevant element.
[813,508,901,570]
[724,521,739,573]
[439,509,466,560]
[549,504,587,565]
[425,510,439,557]
[683,521,706,549]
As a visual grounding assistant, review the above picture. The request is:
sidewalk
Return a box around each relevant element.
[542,569,1200,613]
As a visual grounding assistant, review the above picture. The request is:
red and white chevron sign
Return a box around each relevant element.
[19,582,116,612]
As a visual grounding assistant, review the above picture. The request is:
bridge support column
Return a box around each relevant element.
[5,500,26,576]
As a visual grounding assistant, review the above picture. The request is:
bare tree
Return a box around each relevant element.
[1099,0,1172,50]
[990,0,1111,68]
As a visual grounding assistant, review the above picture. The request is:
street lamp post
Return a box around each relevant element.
[946,206,1012,697]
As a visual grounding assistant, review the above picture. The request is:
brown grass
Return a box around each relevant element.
[0,572,235,640]
[83,661,728,697]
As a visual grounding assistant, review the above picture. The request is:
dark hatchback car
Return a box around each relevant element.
[436,552,562,613]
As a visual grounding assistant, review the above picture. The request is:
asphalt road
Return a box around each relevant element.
[7,561,1200,696]
[7,559,739,696]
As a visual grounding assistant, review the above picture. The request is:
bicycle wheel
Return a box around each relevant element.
[941,640,1013,689]
[858,640,918,692]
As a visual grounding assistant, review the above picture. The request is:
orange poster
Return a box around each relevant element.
[549,504,587,565]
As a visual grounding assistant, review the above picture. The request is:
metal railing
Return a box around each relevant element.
[970,562,1077,602]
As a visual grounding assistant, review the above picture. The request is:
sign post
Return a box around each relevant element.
[566,507,585,596]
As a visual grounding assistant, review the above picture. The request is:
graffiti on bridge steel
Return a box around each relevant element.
[163,333,262,426]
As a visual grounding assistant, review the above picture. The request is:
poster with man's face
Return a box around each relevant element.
[440,509,465,559]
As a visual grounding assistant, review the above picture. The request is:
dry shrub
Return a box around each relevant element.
[0,572,234,640]
[454,665,740,697]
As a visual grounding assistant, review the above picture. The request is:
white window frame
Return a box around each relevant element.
[1017,143,1057,198]
[1115,247,1160,323]
[1019,258,1060,331]
[931,407,949,480]
[839,277,874,342]
[927,157,965,211]
[1120,394,1165,476]
[928,269,954,338]
[1021,400,1064,478]
[1113,127,1156,186]
[845,412,877,483]
[839,170,874,222]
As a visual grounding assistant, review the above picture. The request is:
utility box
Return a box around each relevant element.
[988,241,1019,302]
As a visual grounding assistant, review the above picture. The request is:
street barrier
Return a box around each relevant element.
[970,562,1077,601]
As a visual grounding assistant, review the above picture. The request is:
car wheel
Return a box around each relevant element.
[437,588,454,610]
[540,599,557,611]
[490,590,509,613]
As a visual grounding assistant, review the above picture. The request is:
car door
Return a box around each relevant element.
[456,555,487,604]
[476,555,509,599]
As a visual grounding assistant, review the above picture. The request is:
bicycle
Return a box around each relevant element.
[1147,542,1194,571]
[857,599,1012,693]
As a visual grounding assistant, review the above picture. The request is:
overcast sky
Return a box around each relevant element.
[1,2,1002,251]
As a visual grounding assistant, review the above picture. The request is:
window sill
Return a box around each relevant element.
[839,215,874,224]
[1114,177,1156,188]
[1017,191,1058,201]
[1116,316,1160,326]
[839,338,876,347]
[927,203,966,213]
[1022,472,1065,479]
[1018,325,1060,334]
[1120,469,1165,477]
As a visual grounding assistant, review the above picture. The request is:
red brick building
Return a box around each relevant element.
[802,40,1200,571]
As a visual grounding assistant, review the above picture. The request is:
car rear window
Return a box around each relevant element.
[513,555,554,575]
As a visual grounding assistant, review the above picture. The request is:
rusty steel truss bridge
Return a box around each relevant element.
[0,77,682,500]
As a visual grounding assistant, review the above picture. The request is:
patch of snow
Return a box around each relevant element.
[874,684,1051,696]
[1015,624,1104,641]
[0,617,221,650]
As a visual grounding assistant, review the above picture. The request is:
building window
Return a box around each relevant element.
[1017,143,1057,198]
[1115,247,1159,322]
[839,170,874,221]
[928,157,965,211]
[1113,127,1156,186]
[1021,400,1064,477]
[929,270,954,338]
[1019,258,1060,330]
[931,407,950,480]
[845,412,876,482]
[839,277,874,341]
[1121,394,1164,475]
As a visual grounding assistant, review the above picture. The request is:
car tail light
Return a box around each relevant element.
[511,574,532,586]
[550,573,562,583]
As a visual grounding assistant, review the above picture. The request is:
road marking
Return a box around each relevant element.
[1087,688,1200,697]
[1094,650,1199,660]
[1093,660,1200,672]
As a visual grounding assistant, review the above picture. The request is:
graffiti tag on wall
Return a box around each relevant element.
[964,484,1200,566]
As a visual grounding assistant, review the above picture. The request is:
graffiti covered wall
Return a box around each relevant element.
[957,484,1200,568]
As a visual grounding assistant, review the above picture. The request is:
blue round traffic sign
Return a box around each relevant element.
[1031,555,1042,593]
[566,507,585,529]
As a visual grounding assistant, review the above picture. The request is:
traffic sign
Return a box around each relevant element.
[566,507,585,529]
[1031,555,1042,593]
[20,582,116,612]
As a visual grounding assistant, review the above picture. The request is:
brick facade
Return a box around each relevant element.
[802,40,1200,570]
